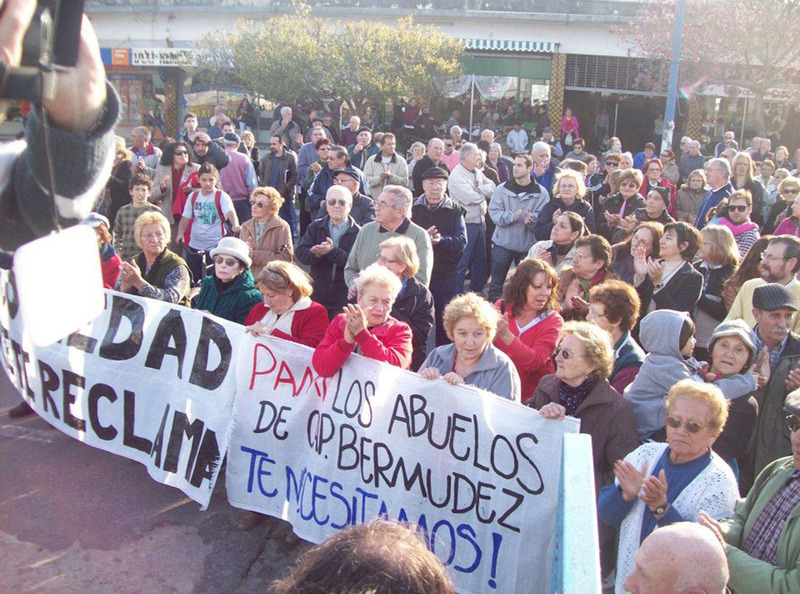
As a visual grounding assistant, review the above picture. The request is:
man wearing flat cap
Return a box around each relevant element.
[411,168,467,345]
[318,167,375,227]
[700,389,800,593]
[747,283,800,482]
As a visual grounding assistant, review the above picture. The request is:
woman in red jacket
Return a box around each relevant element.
[313,264,413,377]
[244,262,329,347]
[493,258,563,403]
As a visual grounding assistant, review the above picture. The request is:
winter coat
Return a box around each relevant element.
[391,277,435,372]
[193,269,263,324]
[239,216,293,278]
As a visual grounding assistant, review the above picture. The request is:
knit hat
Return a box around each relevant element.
[210,236,251,268]
[649,186,671,208]
[753,283,798,312]
[708,319,757,371]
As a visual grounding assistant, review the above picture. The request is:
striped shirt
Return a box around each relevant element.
[744,470,800,565]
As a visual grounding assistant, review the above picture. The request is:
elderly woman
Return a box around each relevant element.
[527,211,585,274]
[243,262,329,347]
[151,141,200,225]
[535,169,596,239]
[634,221,703,315]
[596,168,645,242]
[486,142,512,183]
[83,213,121,289]
[375,237,434,372]
[313,264,413,377]
[557,234,614,320]
[240,186,293,278]
[407,141,427,181]
[419,292,520,402]
[774,191,800,238]
[598,380,739,592]
[659,149,680,185]
[676,169,707,223]
[768,176,800,234]
[296,185,360,320]
[493,258,563,403]
[116,211,191,305]
[193,236,262,324]
[587,280,644,394]
[533,321,638,577]
[694,225,740,359]
[610,221,663,285]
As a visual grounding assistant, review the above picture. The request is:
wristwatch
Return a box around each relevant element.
[653,503,669,516]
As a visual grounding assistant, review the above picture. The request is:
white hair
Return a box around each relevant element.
[460,142,479,162]
[450,125,462,135]
[280,106,292,116]
[531,141,551,156]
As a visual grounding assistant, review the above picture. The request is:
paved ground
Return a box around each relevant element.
[0,371,310,593]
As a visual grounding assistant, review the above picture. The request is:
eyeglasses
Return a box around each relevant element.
[761,252,786,261]
[214,256,239,267]
[174,150,188,156]
[728,205,749,212]
[375,200,395,209]
[250,200,267,207]
[572,252,592,261]
[787,415,800,433]
[606,162,619,168]
[554,346,583,360]
[620,181,639,188]
[666,415,707,434]
[142,232,166,241]
[444,143,454,148]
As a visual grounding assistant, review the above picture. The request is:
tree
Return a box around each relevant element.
[620,0,800,135]
[194,8,463,115]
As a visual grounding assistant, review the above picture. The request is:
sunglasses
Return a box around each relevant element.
[554,346,583,360]
[174,150,188,156]
[787,415,800,433]
[728,205,749,212]
[327,198,348,206]
[250,200,267,207]
[782,189,800,196]
[666,415,706,433]
[214,256,239,267]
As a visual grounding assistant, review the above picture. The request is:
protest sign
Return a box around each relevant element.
[227,333,580,594]
[0,272,241,508]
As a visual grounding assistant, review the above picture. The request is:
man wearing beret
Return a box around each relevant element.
[747,283,800,483]
[411,168,467,345]
[701,391,800,593]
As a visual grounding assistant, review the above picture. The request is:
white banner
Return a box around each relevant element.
[0,274,240,509]
[227,333,580,594]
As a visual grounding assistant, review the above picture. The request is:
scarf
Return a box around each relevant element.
[716,217,759,236]
[559,377,597,416]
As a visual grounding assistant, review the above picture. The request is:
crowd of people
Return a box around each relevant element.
[10,59,800,589]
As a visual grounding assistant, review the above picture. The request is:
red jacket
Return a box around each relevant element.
[312,314,413,378]
[102,254,121,290]
[492,303,563,403]
[639,177,677,218]
[244,300,329,348]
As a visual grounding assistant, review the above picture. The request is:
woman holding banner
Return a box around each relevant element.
[493,258,562,403]
[419,293,520,402]
[312,264,413,377]
[243,262,328,347]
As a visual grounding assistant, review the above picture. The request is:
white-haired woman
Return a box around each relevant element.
[312,264,413,377]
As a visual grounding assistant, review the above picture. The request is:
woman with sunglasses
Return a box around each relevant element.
[596,168,644,243]
[532,321,638,580]
[239,187,293,278]
[768,176,800,234]
[599,380,738,593]
[193,236,262,324]
[774,190,800,238]
[151,141,200,228]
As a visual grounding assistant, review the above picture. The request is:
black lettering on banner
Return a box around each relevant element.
[67,329,97,354]
[122,389,153,453]
[0,326,16,381]
[164,411,204,474]
[99,296,145,360]
[496,488,524,533]
[514,433,545,495]
[3,269,19,320]
[254,401,292,440]
[87,383,118,441]
[62,370,87,431]
[490,434,518,479]
[145,309,188,377]
[189,317,231,390]
[307,410,335,454]
[11,339,33,399]
[189,429,220,487]
[37,360,60,418]
[150,404,171,468]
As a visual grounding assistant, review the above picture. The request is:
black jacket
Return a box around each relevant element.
[391,277,435,372]
[412,155,450,196]
[694,261,736,322]
[411,196,468,280]
[534,197,596,240]
[637,260,703,316]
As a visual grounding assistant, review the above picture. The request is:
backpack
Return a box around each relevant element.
[184,190,232,245]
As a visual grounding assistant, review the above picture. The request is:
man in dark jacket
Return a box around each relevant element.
[412,138,449,196]
[260,134,299,238]
[319,168,375,227]
[308,145,368,220]
[192,132,230,171]
[411,168,468,345]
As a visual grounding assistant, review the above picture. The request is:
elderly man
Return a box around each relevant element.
[321,113,339,144]
[679,140,706,184]
[487,154,550,301]
[340,115,361,149]
[270,106,303,151]
[129,126,162,180]
[450,125,464,148]
[694,157,733,228]
[344,186,432,289]
[411,168,468,345]
[531,140,561,194]
[701,389,800,594]
[192,131,230,171]
[319,167,375,227]
[220,132,258,223]
[363,133,408,195]
[625,522,729,594]
[754,137,774,163]
[308,145,368,221]
[347,126,380,171]
[715,130,736,157]
[449,142,496,293]
[412,137,449,196]
[259,134,299,237]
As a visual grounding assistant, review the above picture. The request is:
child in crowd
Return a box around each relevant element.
[113,173,162,262]
[176,163,240,283]
[623,309,757,441]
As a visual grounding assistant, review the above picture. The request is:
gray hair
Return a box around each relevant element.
[132,126,151,141]
[427,137,444,150]
[707,157,731,178]
[450,125,462,135]
[531,141,551,157]
[382,185,413,213]
[280,106,292,116]
[355,263,402,300]
[489,142,502,154]
[326,185,352,204]
[460,142,479,162]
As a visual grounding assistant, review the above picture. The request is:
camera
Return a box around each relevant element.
[0,0,85,101]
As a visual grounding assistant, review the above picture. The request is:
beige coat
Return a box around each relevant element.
[240,216,293,277]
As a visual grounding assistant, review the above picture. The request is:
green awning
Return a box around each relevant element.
[462,39,557,53]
